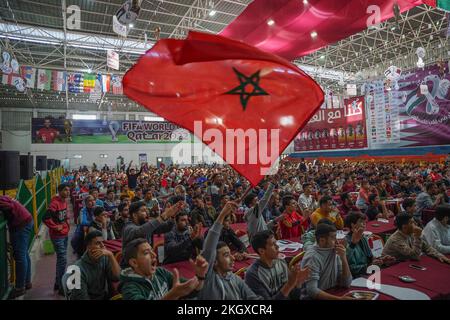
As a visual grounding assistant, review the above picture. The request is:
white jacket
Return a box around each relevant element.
[422,218,450,254]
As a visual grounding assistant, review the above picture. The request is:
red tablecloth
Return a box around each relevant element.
[365,218,396,235]
[104,239,122,254]
[381,255,450,299]
[326,255,450,300]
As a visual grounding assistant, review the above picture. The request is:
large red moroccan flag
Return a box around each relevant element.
[123,31,324,186]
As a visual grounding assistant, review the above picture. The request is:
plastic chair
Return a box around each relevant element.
[288,251,305,268]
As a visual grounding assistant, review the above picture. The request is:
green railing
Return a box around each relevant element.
[0,167,63,300]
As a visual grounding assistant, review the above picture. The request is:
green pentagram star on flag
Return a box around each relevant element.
[225,67,269,111]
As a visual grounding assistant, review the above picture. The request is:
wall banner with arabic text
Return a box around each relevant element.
[294,96,368,151]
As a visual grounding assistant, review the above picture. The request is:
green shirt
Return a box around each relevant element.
[119,267,173,300]
[70,253,118,300]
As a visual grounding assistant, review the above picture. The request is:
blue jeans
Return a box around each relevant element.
[51,237,68,289]
[10,221,33,289]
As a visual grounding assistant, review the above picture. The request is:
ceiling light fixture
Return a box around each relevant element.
[267,19,275,26]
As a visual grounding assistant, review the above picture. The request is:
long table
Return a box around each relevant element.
[365,217,396,236]
[327,255,450,300]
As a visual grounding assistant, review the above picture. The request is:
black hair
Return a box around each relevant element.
[302,183,311,190]
[395,213,412,230]
[216,241,228,251]
[319,195,332,207]
[250,230,274,254]
[244,193,257,207]
[168,195,185,205]
[193,194,204,201]
[402,198,415,210]
[368,193,378,204]
[344,212,366,229]
[58,183,70,193]
[315,223,337,242]
[425,182,436,191]
[340,192,350,202]
[84,230,103,246]
[93,206,105,217]
[129,200,146,216]
[124,238,149,264]
[175,210,189,222]
[89,187,99,193]
[107,188,115,194]
[118,203,128,213]
[435,204,450,221]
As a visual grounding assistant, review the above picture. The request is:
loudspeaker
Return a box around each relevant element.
[0,151,20,189]
[47,159,56,170]
[20,154,33,180]
[36,155,47,171]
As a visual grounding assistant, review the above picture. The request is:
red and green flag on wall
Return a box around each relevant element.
[422,0,450,11]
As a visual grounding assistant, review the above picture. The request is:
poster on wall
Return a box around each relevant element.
[138,153,147,165]
[31,118,193,144]
[293,96,368,151]
[366,64,450,148]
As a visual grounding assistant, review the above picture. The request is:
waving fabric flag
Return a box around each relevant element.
[68,73,84,93]
[422,0,450,11]
[111,75,123,94]
[101,74,111,93]
[84,74,96,92]
[21,66,36,88]
[2,72,21,86]
[52,71,66,91]
[123,31,324,186]
[37,69,52,90]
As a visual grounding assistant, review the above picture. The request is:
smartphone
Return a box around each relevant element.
[409,264,426,271]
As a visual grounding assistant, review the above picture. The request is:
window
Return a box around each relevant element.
[144,116,164,122]
[72,114,96,120]
[73,155,82,159]
[128,114,136,120]
[100,154,108,158]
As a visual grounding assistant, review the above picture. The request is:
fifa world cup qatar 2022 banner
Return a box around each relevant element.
[294,96,368,151]
[31,118,192,144]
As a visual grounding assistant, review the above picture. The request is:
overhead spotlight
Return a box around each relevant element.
[267,19,275,26]
[303,0,308,4]
[310,31,317,38]
[129,23,134,28]
[87,68,92,73]
[209,10,216,17]
[320,55,325,59]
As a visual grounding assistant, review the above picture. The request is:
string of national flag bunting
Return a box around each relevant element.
[1,66,124,95]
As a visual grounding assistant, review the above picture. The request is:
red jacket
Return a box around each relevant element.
[0,196,33,230]
[43,195,70,239]
[279,211,307,239]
